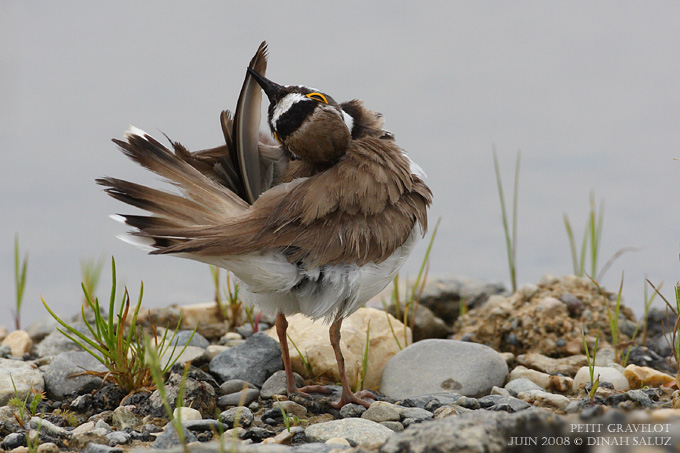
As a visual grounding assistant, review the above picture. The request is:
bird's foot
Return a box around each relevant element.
[330,389,375,409]
[287,383,331,400]
[296,384,331,395]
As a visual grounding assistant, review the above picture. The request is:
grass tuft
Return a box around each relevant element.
[564,192,639,280]
[492,148,520,293]
[642,278,661,346]
[42,257,195,394]
[80,255,105,305]
[355,320,371,392]
[287,334,312,376]
[647,267,680,387]
[589,273,635,365]
[582,329,600,405]
[13,235,28,330]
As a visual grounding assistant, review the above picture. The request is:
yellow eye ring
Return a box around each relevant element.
[306,92,328,104]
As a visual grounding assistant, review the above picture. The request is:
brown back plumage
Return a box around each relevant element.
[144,133,431,267]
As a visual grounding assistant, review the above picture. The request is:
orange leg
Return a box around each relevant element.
[275,313,328,396]
[329,318,375,409]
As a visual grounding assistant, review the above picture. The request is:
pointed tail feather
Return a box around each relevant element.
[99,126,249,253]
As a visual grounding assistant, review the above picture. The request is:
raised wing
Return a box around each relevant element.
[233,41,269,203]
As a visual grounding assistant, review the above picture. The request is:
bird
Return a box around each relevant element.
[97,41,432,408]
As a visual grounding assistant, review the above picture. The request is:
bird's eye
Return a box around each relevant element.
[306,92,328,104]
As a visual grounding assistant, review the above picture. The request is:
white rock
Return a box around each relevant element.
[326,437,351,446]
[516,390,571,411]
[173,407,202,422]
[574,366,629,391]
[508,366,551,390]
[624,364,675,388]
[206,345,229,360]
[266,308,409,390]
[0,359,43,406]
[1,330,32,357]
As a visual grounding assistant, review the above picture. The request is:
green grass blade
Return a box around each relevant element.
[563,214,579,275]
[511,150,521,288]
[108,257,117,347]
[287,334,311,376]
[356,320,371,392]
[492,148,519,292]
[409,218,440,302]
[42,296,109,358]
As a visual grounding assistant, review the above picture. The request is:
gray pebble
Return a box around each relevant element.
[0,344,11,358]
[1,432,25,450]
[340,403,366,418]
[82,443,123,453]
[111,405,143,431]
[380,421,405,432]
[106,430,130,446]
[504,377,543,396]
[220,406,254,428]
[400,407,433,422]
[152,424,198,449]
[220,379,257,395]
[94,419,112,433]
[142,423,163,435]
[29,417,68,438]
[625,389,653,408]
[478,395,531,412]
[217,388,260,408]
[261,370,305,398]
[235,323,271,338]
[183,419,230,432]
[171,330,210,348]
[209,332,282,386]
[305,418,394,446]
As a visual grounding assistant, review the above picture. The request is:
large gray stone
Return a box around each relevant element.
[380,408,557,453]
[380,339,508,399]
[43,351,108,400]
[209,332,282,386]
[152,424,197,449]
[304,418,394,446]
[0,358,44,406]
[36,323,93,357]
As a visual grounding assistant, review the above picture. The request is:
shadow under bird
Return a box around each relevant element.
[97,41,432,408]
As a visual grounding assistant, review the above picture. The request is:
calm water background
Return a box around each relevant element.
[2,2,679,330]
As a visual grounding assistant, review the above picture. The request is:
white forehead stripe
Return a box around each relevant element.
[271,93,308,127]
[342,110,354,133]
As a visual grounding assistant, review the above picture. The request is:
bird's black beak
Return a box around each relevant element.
[247,68,283,103]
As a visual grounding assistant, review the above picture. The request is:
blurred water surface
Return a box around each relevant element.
[2,2,679,329]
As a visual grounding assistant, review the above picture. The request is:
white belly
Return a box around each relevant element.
[198,223,422,323]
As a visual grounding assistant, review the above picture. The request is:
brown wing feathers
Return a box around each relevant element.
[138,136,432,267]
